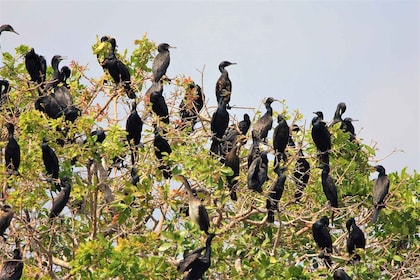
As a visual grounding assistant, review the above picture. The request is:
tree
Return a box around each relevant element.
[0,35,418,279]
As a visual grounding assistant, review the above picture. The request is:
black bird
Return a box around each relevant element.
[333,268,351,280]
[34,94,62,119]
[49,177,72,218]
[0,80,10,106]
[130,168,139,186]
[311,111,331,166]
[0,24,19,36]
[210,97,229,156]
[150,83,169,124]
[238,113,251,136]
[42,138,60,191]
[44,55,65,91]
[247,151,268,193]
[372,165,390,224]
[179,82,204,131]
[176,175,210,235]
[152,43,174,82]
[59,66,71,87]
[330,102,346,128]
[266,167,286,223]
[312,216,333,267]
[224,137,245,200]
[220,114,250,158]
[177,233,216,280]
[215,61,236,109]
[0,205,13,240]
[247,130,261,168]
[252,97,276,142]
[273,115,289,169]
[341,117,357,142]
[321,164,338,208]
[24,48,47,85]
[293,149,310,201]
[0,248,23,280]
[101,37,136,99]
[5,123,20,176]
[346,218,366,262]
[153,126,172,179]
[126,102,143,164]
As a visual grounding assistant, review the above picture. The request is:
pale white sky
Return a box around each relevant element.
[1,0,419,173]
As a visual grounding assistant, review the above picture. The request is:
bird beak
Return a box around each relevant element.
[169,46,176,49]
[12,30,19,35]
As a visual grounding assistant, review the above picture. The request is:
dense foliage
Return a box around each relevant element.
[0,35,418,279]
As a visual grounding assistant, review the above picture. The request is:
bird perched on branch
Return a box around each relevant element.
[126,102,143,164]
[312,216,333,267]
[321,164,338,224]
[177,233,216,280]
[25,48,47,86]
[152,43,174,82]
[215,61,236,109]
[0,247,23,280]
[176,175,210,235]
[329,102,346,128]
[153,126,172,179]
[5,123,20,176]
[210,97,229,156]
[266,167,286,223]
[252,97,276,142]
[247,151,268,193]
[346,218,366,262]
[273,115,289,170]
[333,268,351,280]
[179,82,204,131]
[49,177,72,218]
[293,149,310,201]
[42,138,60,191]
[372,165,390,224]
[224,136,245,200]
[311,111,331,166]
[0,205,13,240]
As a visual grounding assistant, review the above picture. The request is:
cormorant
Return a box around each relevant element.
[24,48,47,85]
[333,268,351,280]
[215,61,236,109]
[44,55,65,91]
[273,115,289,169]
[252,97,276,142]
[372,165,390,224]
[0,205,13,240]
[0,24,19,36]
[266,167,286,223]
[247,151,268,193]
[152,43,174,82]
[5,123,20,176]
[220,113,250,157]
[321,164,338,208]
[312,216,333,267]
[330,102,346,128]
[150,83,169,124]
[35,94,62,119]
[341,117,357,142]
[0,80,10,106]
[0,248,23,280]
[126,102,143,164]
[311,111,331,166]
[224,137,245,200]
[238,113,251,136]
[346,218,366,262]
[59,66,71,87]
[293,149,310,201]
[176,175,210,235]
[247,130,261,168]
[130,168,139,186]
[153,126,172,179]
[179,82,204,131]
[49,177,72,218]
[42,138,60,191]
[210,97,229,156]
[101,37,136,99]
[177,233,216,280]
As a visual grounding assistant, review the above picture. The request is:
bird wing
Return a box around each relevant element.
[177,250,203,273]
[198,204,210,233]
[373,176,390,205]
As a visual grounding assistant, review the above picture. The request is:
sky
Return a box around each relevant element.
[1,0,419,174]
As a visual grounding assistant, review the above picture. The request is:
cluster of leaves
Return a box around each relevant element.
[0,34,419,279]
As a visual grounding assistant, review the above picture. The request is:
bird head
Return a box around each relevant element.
[313,111,324,120]
[264,97,276,105]
[320,216,329,226]
[158,43,175,52]
[346,218,355,231]
[219,61,237,68]
[0,24,19,35]
[373,165,386,174]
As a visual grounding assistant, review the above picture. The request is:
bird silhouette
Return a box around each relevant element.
[252,97,276,142]
[49,177,72,218]
[311,111,331,166]
[152,43,174,82]
[0,248,23,280]
[5,123,20,176]
[372,165,390,224]
[215,61,236,109]
[266,167,287,223]
[273,115,289,170]
[247,151,268,193]
[42,138,60,191]
[0,205,13,240]
[346,218,366,262]
[312,216,333,267]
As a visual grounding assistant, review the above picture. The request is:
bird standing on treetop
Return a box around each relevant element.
[333,268,351,280]
[152,43,174,82]
[311,111,331,166]
[0,247,23,280]
[252,97,276,142]
[5,123,20,176]
[372,165,390,224]
[215,61,236,109]
[153,126,172,179]
[179,82,204,132]
[25,48,47,86]
[42,138,60,192]
[312,215,333,267]
[126,102,143,165]
[0,205,13,240]
[341,117,358,142]
[49,177,72,218]
[247,151,268,193]
[266,167,287,223]
[177,233,216,280]
[346,217,366,262]
[210,97,229,156]
[273,115,289,170]
[329,102,346,128]
[176,175,210,235]
[101,36,136,99]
